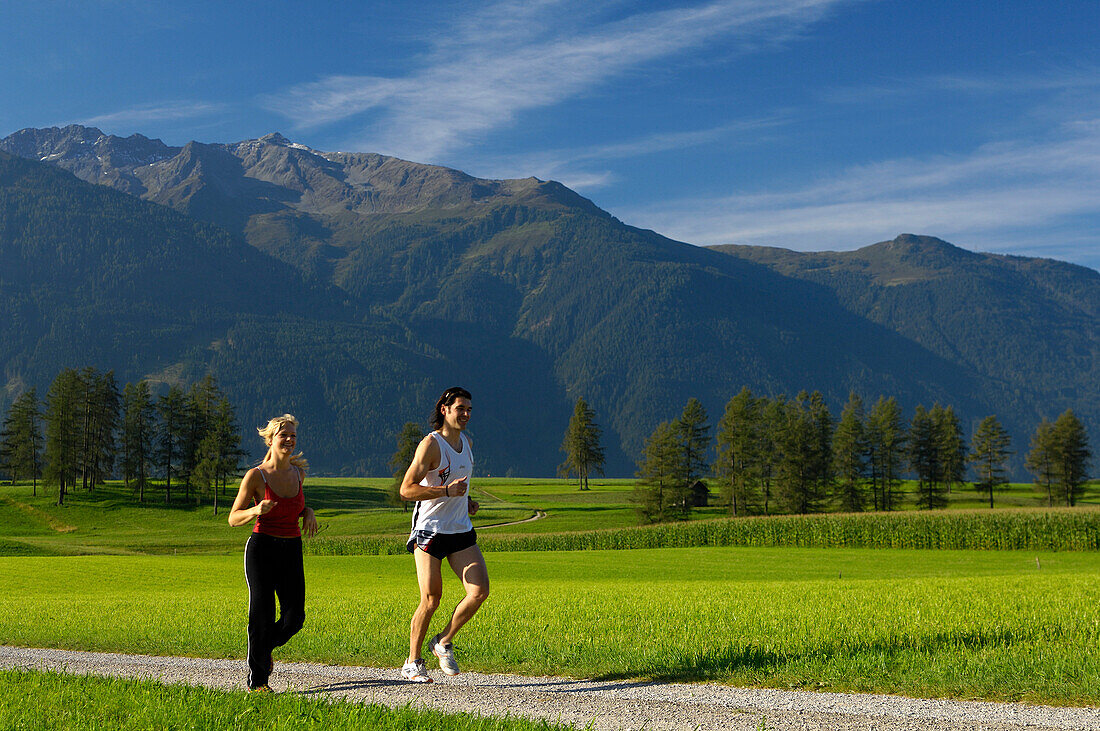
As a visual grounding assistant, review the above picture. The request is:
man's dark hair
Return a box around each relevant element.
[431,386,472,430]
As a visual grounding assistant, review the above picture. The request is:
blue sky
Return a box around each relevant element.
[3,0,1100,270]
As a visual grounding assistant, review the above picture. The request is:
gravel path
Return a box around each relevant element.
[2,646,1097,730]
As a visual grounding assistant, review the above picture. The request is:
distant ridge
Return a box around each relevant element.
[711,235,1099,462]
[1,125,608,219]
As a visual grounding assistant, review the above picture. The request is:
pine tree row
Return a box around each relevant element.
[0,368,246,512]
[618,389,1092,522]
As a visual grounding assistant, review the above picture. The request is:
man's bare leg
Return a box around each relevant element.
[437,544,489,645]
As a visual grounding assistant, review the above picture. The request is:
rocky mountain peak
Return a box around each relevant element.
[1,124,612,227]
[259,132,293,146]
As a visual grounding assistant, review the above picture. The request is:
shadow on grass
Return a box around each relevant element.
[297,481,391,512]
[484,677,673,693]
[299,678,408,694]
[3,478,394,518]
[0,538,61,557]
[591,629,1034,684]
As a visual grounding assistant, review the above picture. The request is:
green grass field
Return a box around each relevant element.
[2,476,1094,556]
[0,668,567,730]
[2,476,1099,709]
[2,547,1098,705]
[0,478,538,555]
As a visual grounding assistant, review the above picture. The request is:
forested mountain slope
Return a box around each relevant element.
[711,235,1099,447]
[3,127,1094,476]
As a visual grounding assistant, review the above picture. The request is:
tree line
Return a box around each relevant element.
[0,367,246,512]
[558,390,1094,523]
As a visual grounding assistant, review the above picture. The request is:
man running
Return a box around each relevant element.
[398,386,488,683]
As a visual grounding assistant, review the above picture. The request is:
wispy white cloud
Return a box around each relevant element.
[83,101,225,127]
[262,0,851,161]
[469,116,788,190]
[820,66,1100,105]
[616,119,1100,269]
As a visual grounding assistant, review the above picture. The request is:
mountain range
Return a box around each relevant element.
[1,125,1096,477]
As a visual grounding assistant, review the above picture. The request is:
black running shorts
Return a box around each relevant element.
[406,529,478,560]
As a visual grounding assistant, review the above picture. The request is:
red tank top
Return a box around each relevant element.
[253,467,305,538]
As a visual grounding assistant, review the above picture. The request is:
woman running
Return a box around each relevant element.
[229,414,317,691]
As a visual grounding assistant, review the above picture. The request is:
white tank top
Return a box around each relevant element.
[410,432,474,535]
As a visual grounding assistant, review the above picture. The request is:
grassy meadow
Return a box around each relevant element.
[0,668,567,731]
[1,476,1095,556]
[2,547,1099,704]
[1,476,1099,708]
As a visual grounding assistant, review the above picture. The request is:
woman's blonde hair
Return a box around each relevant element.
[257,414,309,474]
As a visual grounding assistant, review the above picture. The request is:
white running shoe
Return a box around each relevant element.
[400,658,433,683]
[429,633,460,676]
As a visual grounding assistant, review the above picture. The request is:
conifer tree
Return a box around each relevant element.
[77,367,96,492]
[157,385,187,504]
[44,369,83,505]
[635,420,687,522]
[87,370,120,491]
[1025,418,1058,507]
[867,396,906,511]
[969,415,1012,508]
[191,432,221,511]
[558,397,605,491]
[934,405,966,494]
[181,375,220,501]
[677,397,711,488]
[808,391,835,505]
[757,395,784,514]
[122,381,155,502]
[715,387,763,516]
[909,405,947,509]
[0,389,42,494]
[389,421,424,511]
[212,397,247,500]
[193,397,246,513]
[832,391,868,512]
[1051,409,1092,506]
[774,392,827,514]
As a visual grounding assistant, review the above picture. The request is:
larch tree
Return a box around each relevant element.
[193,396,246,514]
[181,375,220,502]
[44,369,83,506]
[933,405,967,495]
[635,420,688,523]
[715,387,763,516]
[774,393,826,515]
[558,397,605,492]
[87,370,120,491]
[867,396,906,511]
[832,391,868,512]
[1051,409,1092,506]
[968,415,1012,508]
[122,380,155,502]
[0,389,42,494]
[677,397,711,494]
[909,405,947,510]
[389,421,424,511]
[157,385,187,504]
[1025,418,1058,507]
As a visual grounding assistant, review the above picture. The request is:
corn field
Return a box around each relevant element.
[305,509,1100,555]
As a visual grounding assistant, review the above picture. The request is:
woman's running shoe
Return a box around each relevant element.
[400,658,433,683]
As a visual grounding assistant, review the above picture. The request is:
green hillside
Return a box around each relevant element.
[711,235,1099,468]
[1,128,1096,477]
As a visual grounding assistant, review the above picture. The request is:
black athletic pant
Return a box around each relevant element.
[244,532,305,688]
